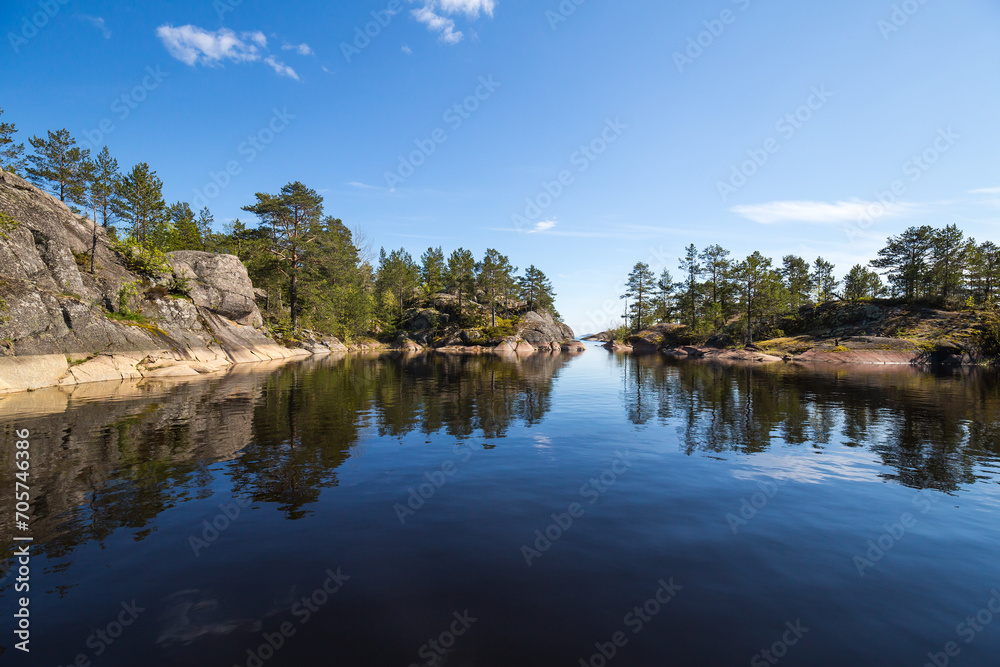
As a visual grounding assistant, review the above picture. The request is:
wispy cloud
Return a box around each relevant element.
[528,220,557,234]
[970,186,1000,195]
[408,0,496,44]
[402,44,413,55]
[79,15,111,39]
[282,42,313,56]
[348,181,380,190]
[730,200,913,224]
[156,25,300,79]
[264,56,299,80]
[439,0,496,18]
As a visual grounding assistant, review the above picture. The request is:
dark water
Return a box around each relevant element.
[2,346,1000,666]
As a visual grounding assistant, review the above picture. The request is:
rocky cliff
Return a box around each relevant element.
[0,168,332,394]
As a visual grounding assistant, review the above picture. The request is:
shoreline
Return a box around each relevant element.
[598,341,984,367]
[0,339,588,396]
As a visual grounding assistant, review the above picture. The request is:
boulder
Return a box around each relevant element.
[517,310,575,347]
[515,341,537,355]
[167,251,263,327]
[561,341,586,353]
[493,341,516,355]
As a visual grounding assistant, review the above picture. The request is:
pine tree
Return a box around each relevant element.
[812,257,839,302]
[870,225,934,300]
[968,241,1000,307]
[677,244,702,328]
[376,248,419,322]
[735,251,773,345]
[843,265,885,302]
[700,244,732,331]
[79,147,120,274]
[0,107,26,173]
[26,128,90,202]
[477,248,515,327]
[168,201,202,250]
[243,181,325,330]
[113,162,167,245]
[655,268,677,323]
[420,246,446,296]
[929,224,968,301]
[622,261,655,331]
[446,248,477,318]
[781,255,813,309]
[88,146,119,228]
[518,265,556,313]
[197,207,214,250]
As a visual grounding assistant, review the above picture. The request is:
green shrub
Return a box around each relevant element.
[0,211,20,238]
[609,325,632,343]
[110,238,169,277]
[481,317,516,340]
[117,280,142,315]
[167,273,192,298]
[975,314,1000,359]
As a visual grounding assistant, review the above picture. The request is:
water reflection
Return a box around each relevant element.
[1,352,572,559]
[614,355,1000,491]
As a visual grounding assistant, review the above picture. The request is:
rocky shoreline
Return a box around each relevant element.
[0,168,585,395]
[595,313,989,366]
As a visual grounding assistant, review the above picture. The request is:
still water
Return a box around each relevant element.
[2,345,1000,666]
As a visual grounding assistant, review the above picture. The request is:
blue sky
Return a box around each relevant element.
[3,0,1000,333]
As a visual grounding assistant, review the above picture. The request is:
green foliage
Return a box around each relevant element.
[623,261,656,331]
[167,273,192,298]
[0,210,20,238]
[26,128,90,202]
[420,246,446,296]
[975,313,1000,359]
[608,325,632,342]
[71,249,91,269]
[243,181,325,330]
[843,264,885,302]
[446,248,477,315]
[0,107,25,173]
[481,317,517,341]
[110,238,169,276]
[117,280,140,313]
[376,247,420,325]
[112,162,167,245]
[812,257,839,302]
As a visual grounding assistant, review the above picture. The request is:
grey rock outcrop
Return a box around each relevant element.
[517,311,575,350]
[167,251,263,327]
[0,168,305,394]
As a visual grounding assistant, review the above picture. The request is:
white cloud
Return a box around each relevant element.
[402,44,413,55]
[282,42,313,56]
[438,0,496,18]
[156,25,303,79]
[264,56,299,80]
[348,181,380,190]
[79,15,111,39]
[970,186,1000,195]
[156,25,263,66]
[412,6,462,43]
[730,200,913,224]
[409,0,495,44]
[528,220,557,234]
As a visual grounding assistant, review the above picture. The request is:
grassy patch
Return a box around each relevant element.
[0,211,20,238]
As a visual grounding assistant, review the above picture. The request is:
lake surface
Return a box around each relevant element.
[2,346,1000,666]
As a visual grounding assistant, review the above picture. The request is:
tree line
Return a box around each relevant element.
[622,225,1000,344]
[0,109,558,340]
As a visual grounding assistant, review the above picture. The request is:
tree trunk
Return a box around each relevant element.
[90,224,98,274]
[290,273,298,329]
